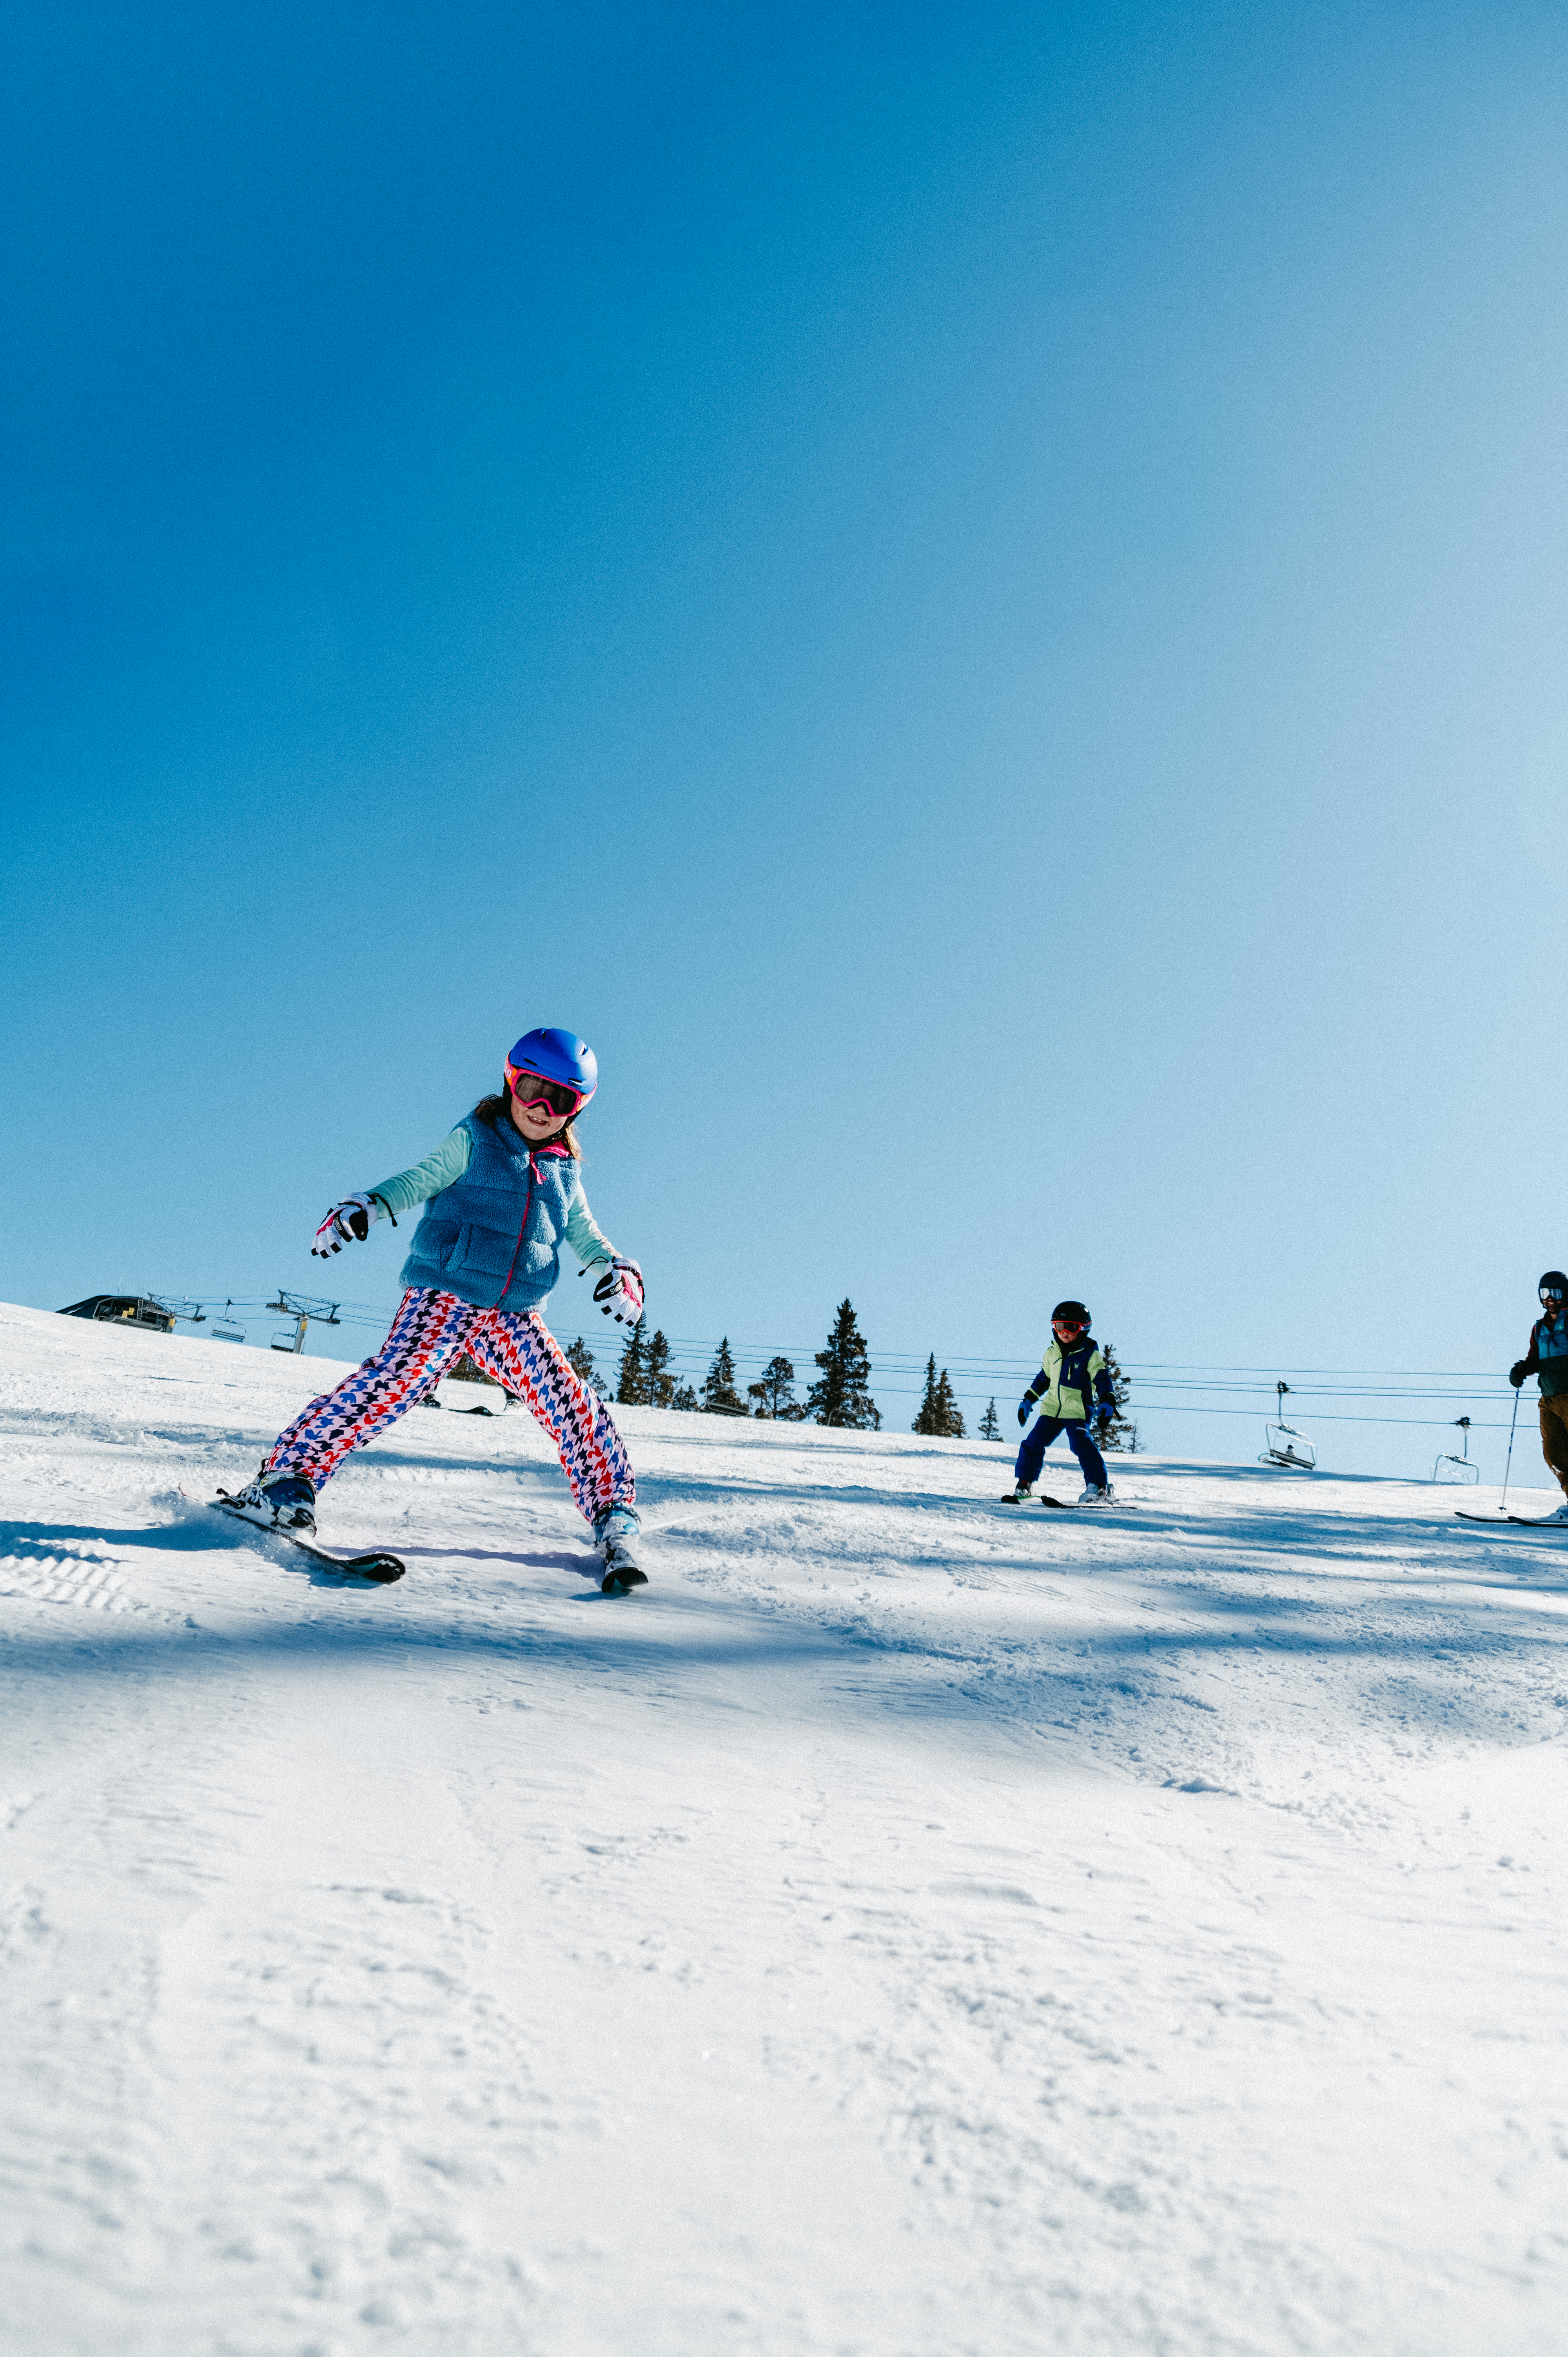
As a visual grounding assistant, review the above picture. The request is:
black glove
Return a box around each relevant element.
[1510,1361,1529,1388]
[1017,1400,1031,1426]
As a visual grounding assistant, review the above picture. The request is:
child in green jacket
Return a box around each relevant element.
[1001,1300,1116,1507]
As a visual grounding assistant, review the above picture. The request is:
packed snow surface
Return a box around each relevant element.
[2,1300,1567,2356]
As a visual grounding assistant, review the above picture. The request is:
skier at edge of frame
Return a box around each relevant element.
[1508,1269,1568,1524]
[1001,1299,1118,1507]
[224,1027,650,1593]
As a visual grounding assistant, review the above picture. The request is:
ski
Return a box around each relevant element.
[600,1539,648,1594]
[211,1493,406,1582]
[997,1494,1135,1513]
[1455,1510,1568,1533]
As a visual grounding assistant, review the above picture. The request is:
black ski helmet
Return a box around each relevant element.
[1541,1271,1568,1298]
[1051,1299,1090,1327]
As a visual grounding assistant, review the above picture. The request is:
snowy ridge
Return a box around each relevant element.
[2,1298,1566,2355]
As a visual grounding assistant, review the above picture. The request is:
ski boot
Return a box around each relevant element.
[596,1505,648,1594]
[223,1471,317,1534]
[1075,1484,1115,1509]
[1000,1482,1034,1505]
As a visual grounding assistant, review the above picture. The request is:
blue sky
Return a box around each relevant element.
[4,0,1566,1477]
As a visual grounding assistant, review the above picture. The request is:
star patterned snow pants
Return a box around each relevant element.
[265,1286,635,1529]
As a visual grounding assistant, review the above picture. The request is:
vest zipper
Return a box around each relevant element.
[495,1155,537,1309]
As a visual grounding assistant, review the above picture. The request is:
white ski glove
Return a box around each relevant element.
[311,1193,383,1258]
[590,1257,644,1323]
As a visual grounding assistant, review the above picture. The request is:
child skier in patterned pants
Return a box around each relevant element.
[265,1284,633,1528]
[230,1026,649,1591]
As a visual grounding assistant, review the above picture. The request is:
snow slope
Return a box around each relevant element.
[2,1298,1566,2357]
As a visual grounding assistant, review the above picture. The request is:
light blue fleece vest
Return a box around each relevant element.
[399,1113,581,1313]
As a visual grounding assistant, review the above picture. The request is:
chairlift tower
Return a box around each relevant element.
[149,1296,209,1327]
[267,1290,343,1355]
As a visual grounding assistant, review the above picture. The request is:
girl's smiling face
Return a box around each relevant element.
[508,1085,572,1144]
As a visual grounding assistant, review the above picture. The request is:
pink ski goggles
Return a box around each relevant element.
[505,1061,591,1119]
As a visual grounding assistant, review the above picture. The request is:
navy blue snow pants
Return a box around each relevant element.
[1015,1415,1107,1492]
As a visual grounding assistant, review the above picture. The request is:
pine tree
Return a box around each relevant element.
[913,1354,965,1436]
[645,1328,678,1408]
[747,1355,799,1418]
[672,1383,699,1411]
[806,1299,881,1430]
[702,1336,748,1416]
[979,1398,1002,1442]
[616,1315,649,1405]
[565,1336,607,1399]
[934,1369,965,1438]
[1098,1341,1138,1452]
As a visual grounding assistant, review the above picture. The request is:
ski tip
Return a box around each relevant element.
[211,1495,405,1581]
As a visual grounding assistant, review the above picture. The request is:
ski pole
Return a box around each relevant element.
[1501,1384,1522,1514]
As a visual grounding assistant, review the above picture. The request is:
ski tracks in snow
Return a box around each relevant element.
[3,1302,1568,2355]
[0,1544,140,1611]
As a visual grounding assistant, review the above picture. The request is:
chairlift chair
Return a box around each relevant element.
[1432,1415,1479,1485]
[1259,1380,1317,1472]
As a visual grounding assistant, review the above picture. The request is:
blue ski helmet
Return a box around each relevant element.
[505,1027,598,1111]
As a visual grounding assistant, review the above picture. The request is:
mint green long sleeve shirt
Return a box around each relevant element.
[368,1128,617,1270]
